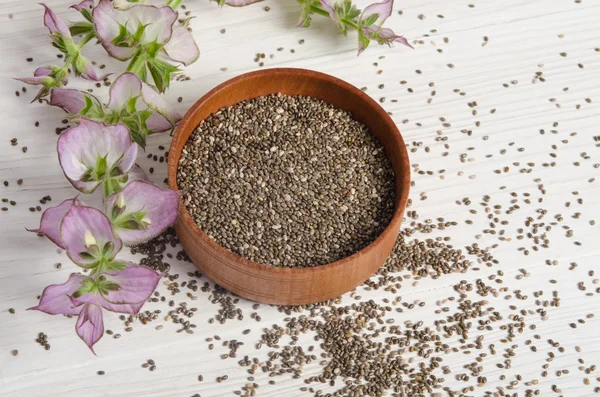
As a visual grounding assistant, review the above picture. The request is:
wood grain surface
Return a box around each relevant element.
[1,0,599,396]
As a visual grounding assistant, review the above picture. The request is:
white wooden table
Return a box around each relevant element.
[1,0,599,396]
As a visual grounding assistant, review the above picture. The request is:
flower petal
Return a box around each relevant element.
[75,304,103,353]
[360,0,393,26]
[15,76,52,86]
[125,164,148,184]
[49,88,87,114]
[102,265,161,305]
[73,295,144,314]
[319,0,338,23]
[105,181,179,245]
[60,204,123,266]
[35,67,53,77]
[141,84,181,126]
[371,26,413,48]
[146,113,172,133]
[79,57,109,81]
[41,3,71,37]
[93,0,177,60]
[15,67,63,87]
[92,0,137,60]
[163,24,199,66]
[27,197,79,248]
[70,263,152,314]
[28,274,86,316]
[224,0,263,5]
[57,119,138,193]
[70,0,94,11]
[107,72,142,111]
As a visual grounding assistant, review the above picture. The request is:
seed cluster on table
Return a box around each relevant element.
[177,93,396,268]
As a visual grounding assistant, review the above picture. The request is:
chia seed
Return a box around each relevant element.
[177,94,395,268]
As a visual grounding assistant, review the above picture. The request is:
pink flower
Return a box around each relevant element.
[93,0,199,65]
[15,66,68,101]
[50,73,181,147]
[358,0,412,54]
[57,119,138,194]
[40,3,103,80]
[29,266,161,353]
[27,197,81,249]
[105,181,179,245]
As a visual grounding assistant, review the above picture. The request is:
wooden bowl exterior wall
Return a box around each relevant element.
[168,68,410,305]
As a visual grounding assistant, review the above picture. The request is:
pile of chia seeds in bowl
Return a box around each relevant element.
[177,93,396,267]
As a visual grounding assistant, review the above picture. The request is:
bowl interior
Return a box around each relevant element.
[168,68,409,229]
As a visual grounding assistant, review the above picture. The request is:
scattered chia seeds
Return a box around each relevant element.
[177,93,395,268]
[35,332,50,350]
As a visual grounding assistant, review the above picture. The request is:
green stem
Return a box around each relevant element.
[309,4,360,31]
[78,31,96,49]
[60,52,76,74]
[309,5,330,17]
[103,178,117,199]
[341,18,359,30]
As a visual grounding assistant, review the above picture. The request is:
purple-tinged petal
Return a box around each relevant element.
[93,0,177,60]
[127,5,177,45]
[75,303,103,353]
[15,67,62,87]
[92,0,137,61]
[102,265,161,305]
[49,88,87,114]
[73,294,144,314]
[27,197,79,248]
[35,67,53,77]
[41,3,71,37]
[70,0,94,11]
[375,27,413,48]
[120,140,139,173]
[319,0,338,23]
[28,274,86,316]
[140,84,181,126]
[61,204,123,266]
[163,24,199,66]
[360,0,393,26]
[146,113,172,133]
[15,76,53,86]
[57,119,138,193]
[69,268,146,314]
[224,0,262,5]
[105,181,179,245]
[80,59,110,81]
[126,164,148,183]
[107,72,142,111]
[111,164,148,193]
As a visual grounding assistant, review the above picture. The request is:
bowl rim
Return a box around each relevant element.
[168,67,410,275]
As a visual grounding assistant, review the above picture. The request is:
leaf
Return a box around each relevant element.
[111,23,131,47]
[147,58,179,93]
[166,0,185,9]
[102,241,115,257]
[126,49,148,83]
[69,21,94,36]
[94,155,108,179]
[361,13,378,27]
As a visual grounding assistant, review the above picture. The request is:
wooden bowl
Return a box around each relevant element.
[168,68,410,305]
